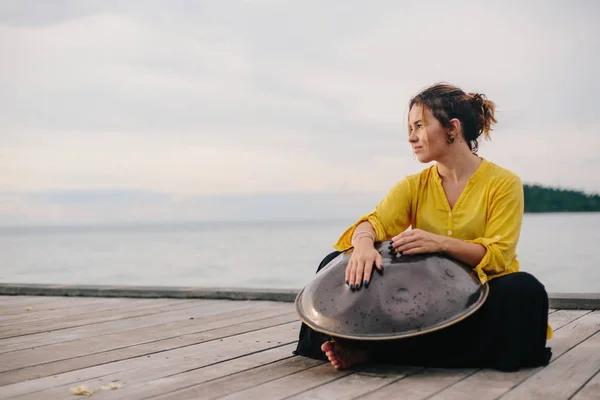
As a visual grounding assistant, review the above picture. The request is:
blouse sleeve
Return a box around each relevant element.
[333,177,413,252]
[465,175,524,284]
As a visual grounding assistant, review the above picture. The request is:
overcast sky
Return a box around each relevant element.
[1,0,599,225]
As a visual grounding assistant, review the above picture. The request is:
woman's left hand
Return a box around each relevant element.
[390,229,446,255]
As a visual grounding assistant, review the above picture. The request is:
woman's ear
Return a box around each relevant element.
[448,118,462,136]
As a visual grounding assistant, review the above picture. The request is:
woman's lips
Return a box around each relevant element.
[413,146,423,152]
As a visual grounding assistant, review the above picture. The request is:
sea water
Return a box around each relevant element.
[1,213,599,293]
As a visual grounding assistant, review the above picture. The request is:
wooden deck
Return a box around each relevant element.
[0,296,598,400]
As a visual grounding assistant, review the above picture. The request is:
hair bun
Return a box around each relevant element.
[468,92,496,140]
[469,92,484,106]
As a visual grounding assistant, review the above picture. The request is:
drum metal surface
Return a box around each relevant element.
[294,241,489,340]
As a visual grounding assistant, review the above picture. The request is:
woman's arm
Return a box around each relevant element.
[440,236,486,267]
[392,229,486,267]
[463,175,524,282]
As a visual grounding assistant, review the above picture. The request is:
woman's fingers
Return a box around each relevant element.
[358,255,382,288]
[354,260,365,289]
[402,246,426,255]
[375,253,383,271]
[397,241,422,252]
[391,230,417,246]
[348,259,357,288]
[396,236,421,252]
[364,253,384,286]
[395,235,420,249]
[345,260,352,285]
[362,260,372,287]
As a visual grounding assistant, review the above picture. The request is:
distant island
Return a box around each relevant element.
[524,184,600,213]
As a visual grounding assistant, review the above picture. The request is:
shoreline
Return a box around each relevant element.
[0,283,598,310]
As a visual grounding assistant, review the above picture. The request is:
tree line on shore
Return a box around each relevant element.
[523,184,600,213]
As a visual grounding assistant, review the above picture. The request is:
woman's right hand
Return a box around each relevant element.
[345,239,383,290]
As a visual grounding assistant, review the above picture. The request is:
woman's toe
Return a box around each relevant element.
[321,341,334,353]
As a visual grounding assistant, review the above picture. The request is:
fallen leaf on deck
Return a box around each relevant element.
[71,381,122,396]
[101,382,122,390]
[25,307,32,312]
[71,385,93,396]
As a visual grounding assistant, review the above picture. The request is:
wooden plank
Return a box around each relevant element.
[0,298,184,335]
[0,296,88,314]
[0,295,47,305]
[0,310,296,390]
[571,369,600,400]
[501,329,600,400]
[425,310,600,400]
[0,300,232,352]
[0,300,208,350]
[547,309,592,331]
[0,301,287,353]
[0,295,64,306]
[0,297,108,316]
[427,369,529,400]
[285,365,421,400]
[546,311,600,357]
[361,368,478,400]
[0,308,296,385]
[0,300,255,373]
[211,363,355,400]
[76,313,296,383]
[0,299,203,338]
[2,322,300,399]
[0,298,168,326]
[105,345,320,400]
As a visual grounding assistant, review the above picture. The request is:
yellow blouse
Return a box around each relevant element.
[333,158,553,339]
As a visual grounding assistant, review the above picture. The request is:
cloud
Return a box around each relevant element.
[1,0,599,224]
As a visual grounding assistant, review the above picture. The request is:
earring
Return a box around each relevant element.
[446,132,455,144]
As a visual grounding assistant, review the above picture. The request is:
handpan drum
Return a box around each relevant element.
[294,241,489,341]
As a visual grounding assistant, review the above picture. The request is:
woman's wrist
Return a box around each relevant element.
[352,236,375,248]
[438,235,451,253]
[351,227,376,248]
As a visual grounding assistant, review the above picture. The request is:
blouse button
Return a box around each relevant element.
[448,230,452,235]
[448,212,452,216]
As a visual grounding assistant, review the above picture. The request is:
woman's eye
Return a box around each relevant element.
[416,123,423,129]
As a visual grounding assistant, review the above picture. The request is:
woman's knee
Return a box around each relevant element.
[316,251,342,273]
[490,272,548,299]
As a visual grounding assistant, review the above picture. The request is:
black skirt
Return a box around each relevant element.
[293,251,552,372]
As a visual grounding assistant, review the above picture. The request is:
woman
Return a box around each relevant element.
[293,83,553,372]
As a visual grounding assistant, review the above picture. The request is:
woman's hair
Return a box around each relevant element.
[409,82,497,153]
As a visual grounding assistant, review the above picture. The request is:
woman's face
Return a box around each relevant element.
[408,104,449,163]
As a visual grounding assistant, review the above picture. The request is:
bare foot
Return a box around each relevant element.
[321,340,370,370]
